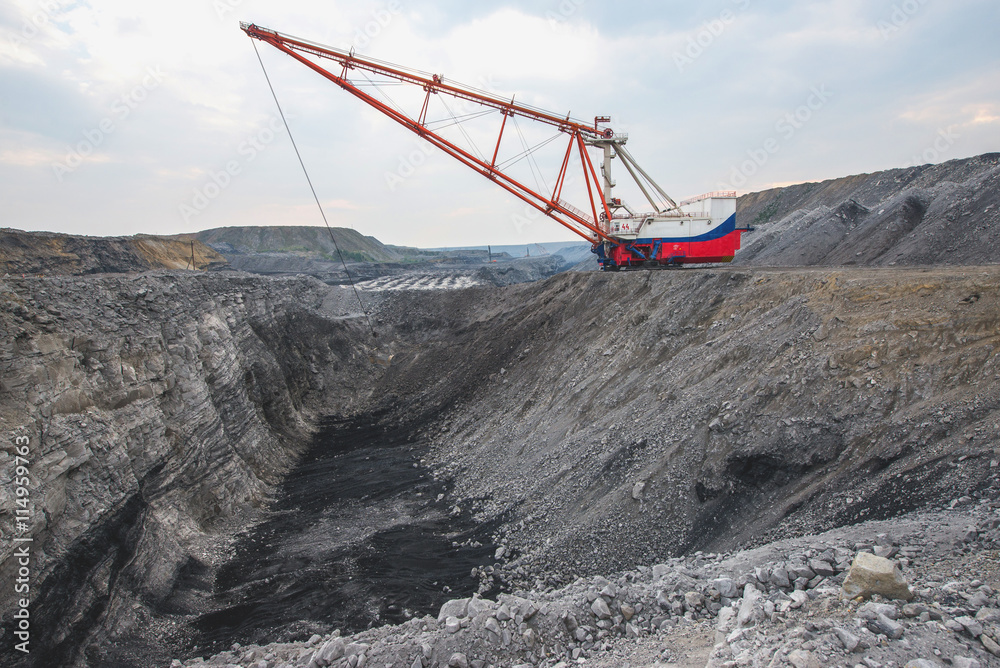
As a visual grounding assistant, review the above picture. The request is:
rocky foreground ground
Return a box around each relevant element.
[172,497,1000,668]
[3,265,1000,668]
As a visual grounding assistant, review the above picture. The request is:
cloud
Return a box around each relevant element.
[0,144,66,167]
[1,0,997,246]
[897,77,1000,126]
[968,105,1000,126]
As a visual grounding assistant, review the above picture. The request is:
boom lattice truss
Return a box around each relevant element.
[241,22,637,244]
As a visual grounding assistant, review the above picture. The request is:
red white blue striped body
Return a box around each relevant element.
[593,192,742,270]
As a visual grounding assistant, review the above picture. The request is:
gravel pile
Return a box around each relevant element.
[174,498,999,668]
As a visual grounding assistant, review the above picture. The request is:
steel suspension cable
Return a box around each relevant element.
[439,96,485,162]
[424,108,495,131]
[356,68,410,118]
[510,115,547,194]
[251,39,377,338]
[496,132,561,171]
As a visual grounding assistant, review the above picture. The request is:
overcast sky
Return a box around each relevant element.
[2,0,998,247]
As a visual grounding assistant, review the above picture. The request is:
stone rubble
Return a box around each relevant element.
[5,264,1000,666]
[178,501,1000,668]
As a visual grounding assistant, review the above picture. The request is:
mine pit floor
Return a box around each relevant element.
[182,416,498,658]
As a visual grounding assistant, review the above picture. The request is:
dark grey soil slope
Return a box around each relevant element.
[735,153,1000,267]
[3,265,999,667]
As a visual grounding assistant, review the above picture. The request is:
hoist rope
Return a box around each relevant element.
[251,39,377,338]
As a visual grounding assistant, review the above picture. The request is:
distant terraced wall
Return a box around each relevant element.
[0,229,227,276]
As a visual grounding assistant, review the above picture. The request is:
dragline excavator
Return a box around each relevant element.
[241,23,746,270]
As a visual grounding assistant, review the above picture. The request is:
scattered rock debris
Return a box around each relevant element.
[3,261,1000,668]
[178,503,1000,668]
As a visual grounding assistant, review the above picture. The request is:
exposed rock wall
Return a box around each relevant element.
[0,272,378,666]
[3,264,1000,666]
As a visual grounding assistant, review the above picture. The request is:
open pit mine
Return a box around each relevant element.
[2,153,1000,668]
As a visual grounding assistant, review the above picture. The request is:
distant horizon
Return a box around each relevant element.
[5,0,998,248]
[6,149,995,249]
[0,223,587,252]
